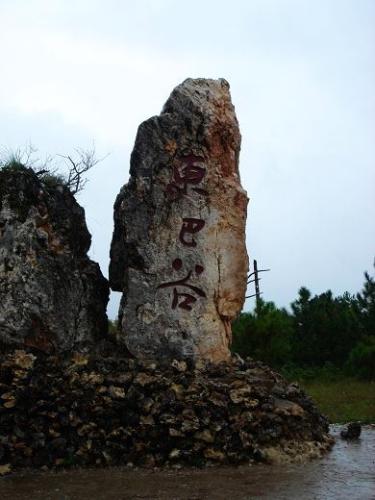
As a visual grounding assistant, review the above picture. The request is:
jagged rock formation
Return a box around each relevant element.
[110,78,249,364]
[0,164,109,352]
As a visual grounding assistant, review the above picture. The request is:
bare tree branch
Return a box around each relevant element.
[57,145,108,194]
[1,143,108,195]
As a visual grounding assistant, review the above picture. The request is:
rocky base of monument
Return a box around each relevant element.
[0,348,333,473]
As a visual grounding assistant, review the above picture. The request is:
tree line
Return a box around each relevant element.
[232,265,375,380]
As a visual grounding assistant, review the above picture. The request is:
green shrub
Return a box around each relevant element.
[40,172,66,190]
[108,320,119,337]
[232,301,293,368]
[1,144,103,196]
[0,158,26,172]
[346,337,375,380]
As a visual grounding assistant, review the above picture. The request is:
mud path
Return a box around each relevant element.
[1,426,374,500]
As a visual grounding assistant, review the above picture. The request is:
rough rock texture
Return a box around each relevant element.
[110,78,249,364]
[0,165,109,352]
[340,422,361,440]
[0,350,333,472]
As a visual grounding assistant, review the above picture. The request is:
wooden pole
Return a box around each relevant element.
[246,261,270,304]
[254,259,260,310]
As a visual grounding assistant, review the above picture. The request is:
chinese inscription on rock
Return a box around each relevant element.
[109,78,249,364]
[158,155,207,311]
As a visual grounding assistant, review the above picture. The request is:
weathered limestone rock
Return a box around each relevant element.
[0,165,109,352]
[110,78,249,363]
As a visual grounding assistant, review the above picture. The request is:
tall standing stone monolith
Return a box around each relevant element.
[110,78,249,363]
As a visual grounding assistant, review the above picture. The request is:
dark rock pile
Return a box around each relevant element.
[340,422,361,440]
[0,349,333,472]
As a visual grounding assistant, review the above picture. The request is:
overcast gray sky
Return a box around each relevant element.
[0,0,374,319]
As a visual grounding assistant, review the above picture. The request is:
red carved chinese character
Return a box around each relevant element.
[157,258,206,311]
[166,154,208,200]
[179,218,205,247]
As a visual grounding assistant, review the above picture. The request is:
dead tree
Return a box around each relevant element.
[246,259,270,310]
[58,146,107,195]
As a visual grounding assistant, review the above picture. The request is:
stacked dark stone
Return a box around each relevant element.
[340,422,362,440]
[0,349,333,473]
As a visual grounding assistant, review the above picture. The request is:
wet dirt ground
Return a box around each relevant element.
[1,425,374,500]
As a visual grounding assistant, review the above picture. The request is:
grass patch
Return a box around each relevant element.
[301,379,375,424]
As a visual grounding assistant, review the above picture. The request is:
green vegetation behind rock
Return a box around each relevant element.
[232,266,375,380]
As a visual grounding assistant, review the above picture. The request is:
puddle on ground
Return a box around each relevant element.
[1,425,374,500]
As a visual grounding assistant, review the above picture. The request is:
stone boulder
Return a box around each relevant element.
[0,164,109,352]
[110,78,249,364]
